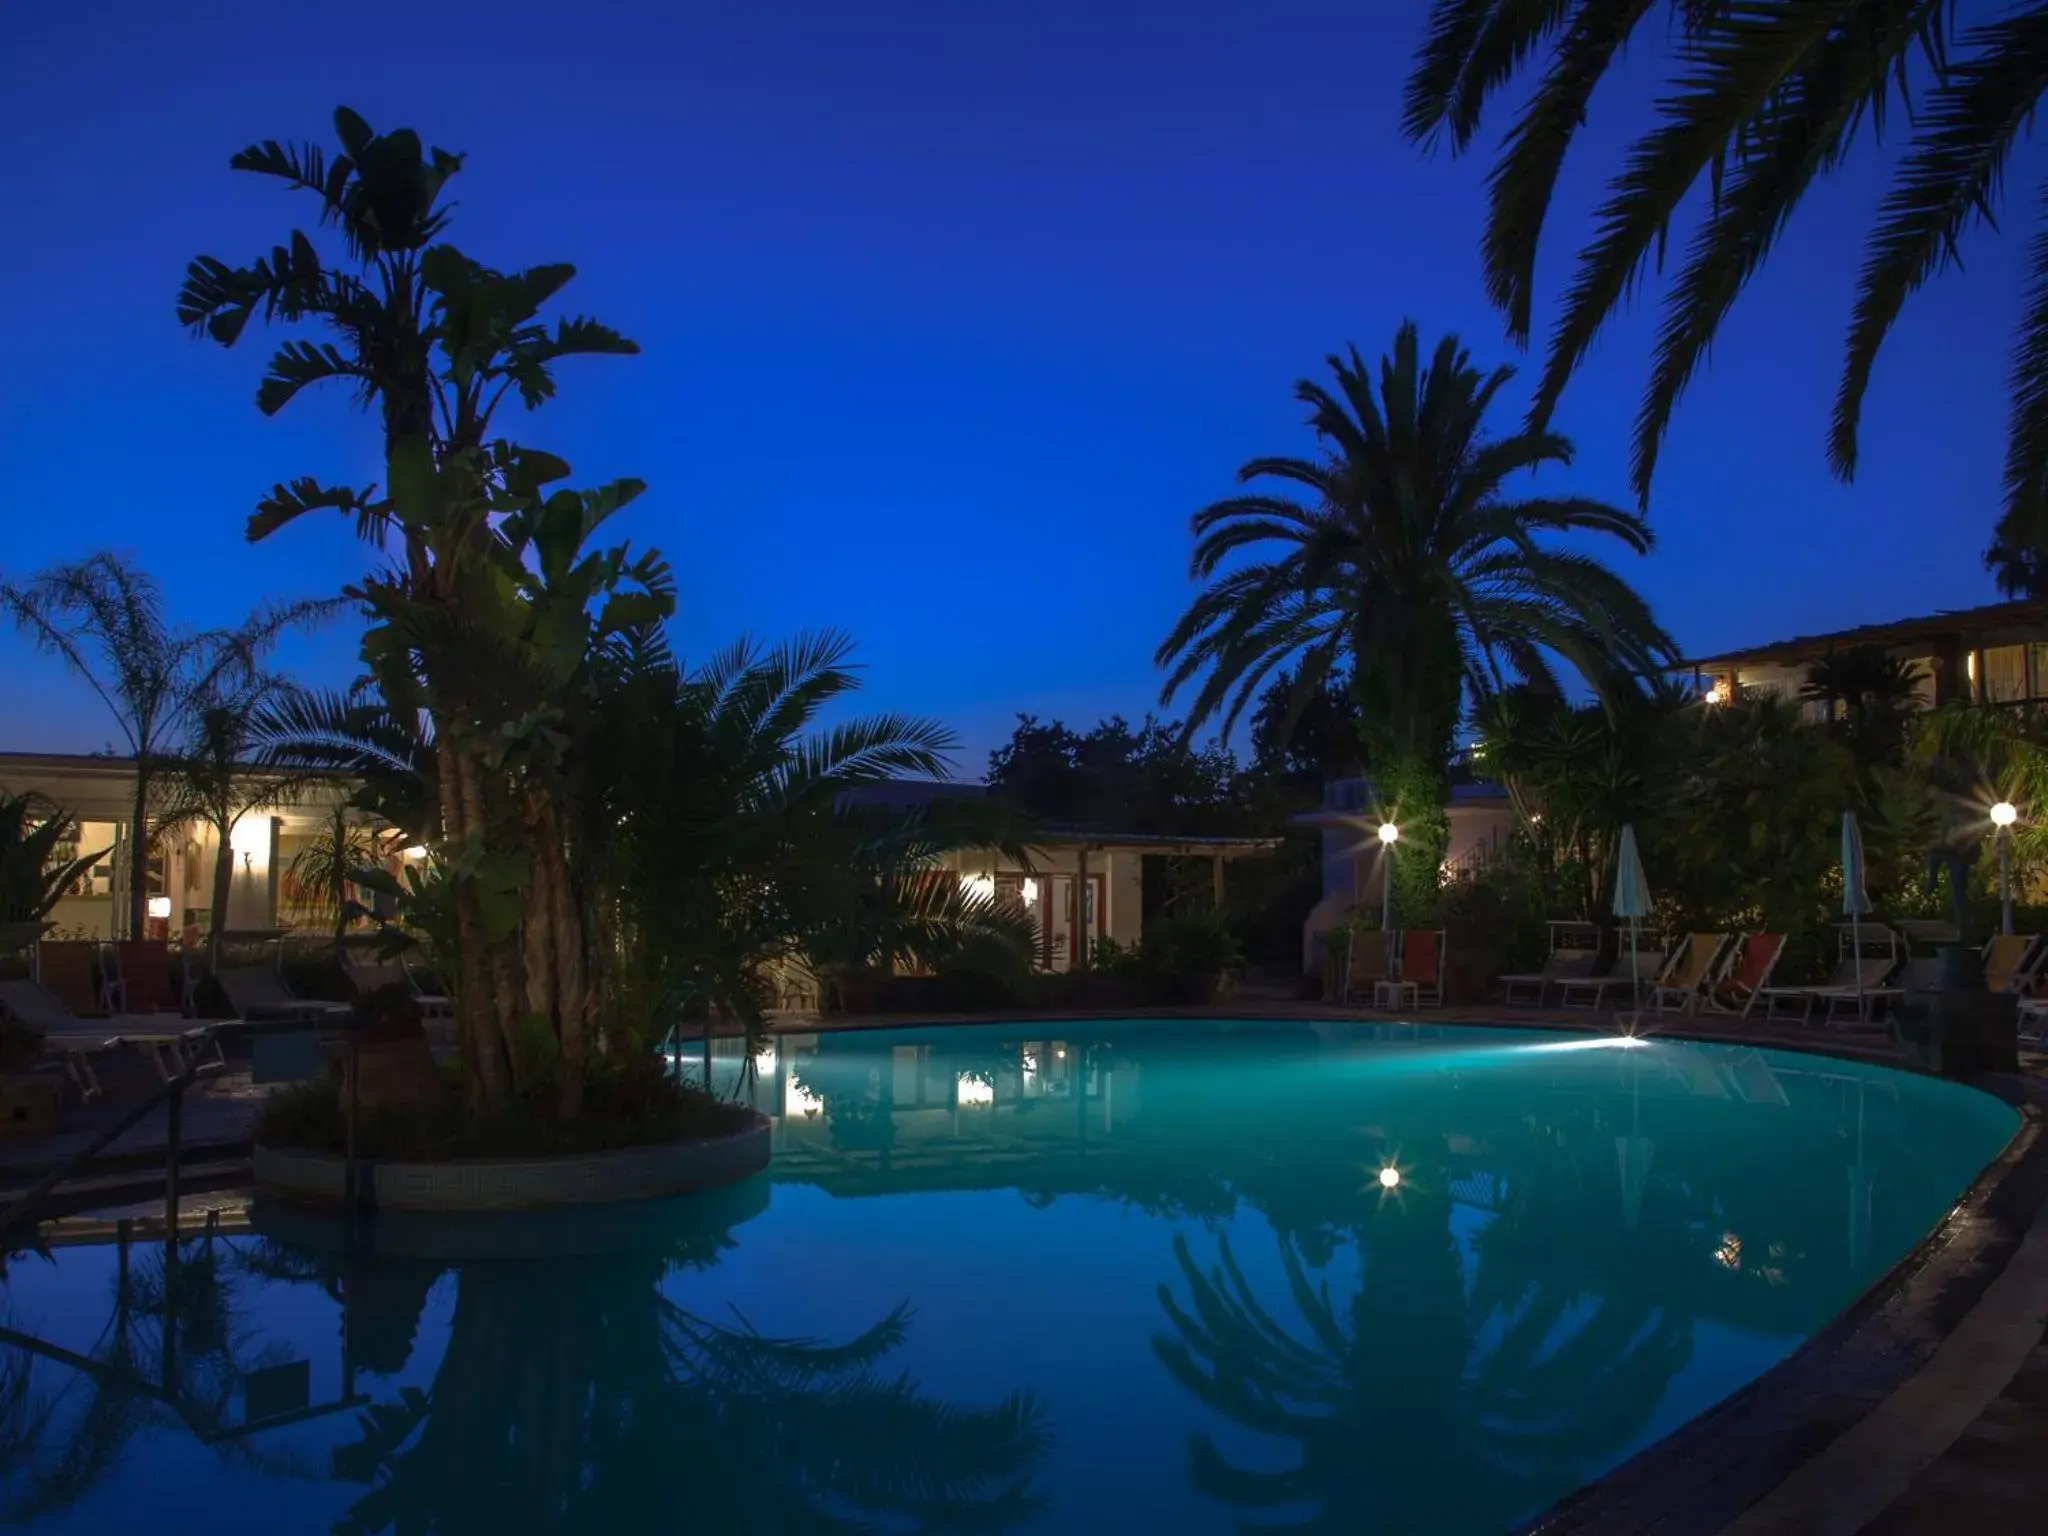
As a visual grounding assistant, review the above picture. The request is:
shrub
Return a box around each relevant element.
[1135,909,1242,979]
[255,1064,749,1159]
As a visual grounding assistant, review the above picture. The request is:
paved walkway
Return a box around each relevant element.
[0,1073,263,1183]
[1859,1323,2048,1536]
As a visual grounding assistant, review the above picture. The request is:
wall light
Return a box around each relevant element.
[956,1074,994,1107]
[229,818,271,861]
[1021,877,1040,905]
[961,872,996,902]
[147,896,172,921]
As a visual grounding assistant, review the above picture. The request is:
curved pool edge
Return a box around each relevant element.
[1519,1078,2047,1536]
[252,1111,773,1213]
[761,1005,2046,1536]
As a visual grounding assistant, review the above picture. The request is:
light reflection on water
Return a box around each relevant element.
[1,1021,2019,1535]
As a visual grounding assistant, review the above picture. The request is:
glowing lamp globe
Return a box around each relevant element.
[1992,801,2018,829]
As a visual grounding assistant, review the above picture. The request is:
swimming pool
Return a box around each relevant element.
[0,1020,2021,1534]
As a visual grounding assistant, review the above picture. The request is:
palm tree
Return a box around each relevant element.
[1472,681,1691,923]
[183,108,652,1120]
[796,800,1042,1010]
[0,554,328,937]
[1801,646,1927,765]
[283,802,395,948]
[316,1237,1049,1533]
[153,674,332,967]
[1157,322,1674,894]
[1402,1,2048,568]
[589,629,979,1043]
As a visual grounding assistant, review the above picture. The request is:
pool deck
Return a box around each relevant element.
[8,999,2047,1534]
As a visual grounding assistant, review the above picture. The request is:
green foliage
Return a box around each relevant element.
[581,629,985,1037]
[254,1066,749,1160]
[1156,321,1674,780]
[986,713,1246,834]
[1137,908,1244,978]
[1801,647,1926,765]
[0,790,106,927]
[1376,754,1452,927]
[0,553,332,936]
[1401,0,2048,571]
[1466,682,2041,956]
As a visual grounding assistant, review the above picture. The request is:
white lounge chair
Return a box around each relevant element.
[0,978,227,1099]
[213,965,353,1025]
[1553,945,1669,1011]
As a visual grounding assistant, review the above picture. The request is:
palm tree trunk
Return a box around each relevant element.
[520,802,558,1087]
[207,821,236,971]
[127,764,151,940]
[436,732,513,1116]
[545,830,586,1120]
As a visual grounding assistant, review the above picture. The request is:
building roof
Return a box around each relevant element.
[1682,599,2048,670]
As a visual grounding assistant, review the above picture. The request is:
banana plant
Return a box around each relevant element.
[0,791,107,933]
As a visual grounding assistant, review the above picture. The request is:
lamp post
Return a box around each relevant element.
[1378,820,1400,933]
[1991,800,2018,936]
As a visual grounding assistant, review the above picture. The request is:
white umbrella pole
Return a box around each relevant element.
[1630,918,1641,1013]
[1851,910,1863,1022]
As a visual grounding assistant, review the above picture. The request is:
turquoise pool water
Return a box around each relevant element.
[0,1021,2020,1534]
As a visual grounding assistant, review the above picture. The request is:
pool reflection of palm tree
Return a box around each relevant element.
[328,1251,1049,1534]
[1,1225,303,1521]
[1155,1139,1692,1533]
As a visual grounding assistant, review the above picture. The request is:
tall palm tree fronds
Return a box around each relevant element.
[1403,0,2048,567]
[1157,322,1673,799]
[588,630,970,1042]
[0,554,335,935]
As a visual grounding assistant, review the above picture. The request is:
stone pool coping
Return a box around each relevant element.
[751,1003,2048,1536]
[252,1110,772,1212]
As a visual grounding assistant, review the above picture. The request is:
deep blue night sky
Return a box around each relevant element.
[0,0,2029,770]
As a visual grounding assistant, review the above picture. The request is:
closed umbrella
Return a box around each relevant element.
[1841,811,1872,1015]
[1613,824,1653,1011]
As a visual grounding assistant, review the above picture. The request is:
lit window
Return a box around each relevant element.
[1985,645,2027,704]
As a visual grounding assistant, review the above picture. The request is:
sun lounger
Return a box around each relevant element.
[1646,932,1733,1014]
[1858,955,1942,1019]
[1981,933,2042,995]
[2020,994,2048,1044]
[342,950,453,1021]
[0,978,226,1099]
[1553,946,1668,1010]
[1498,924,1599,1006]
[1761,955,1897,1025]
[214,965,353,1025]
[1340,929,1393,1004]
[1398,929,1446,1009]
[102,938,178,1014]
[33,939,107,1017]
[1702,933,1787,1017]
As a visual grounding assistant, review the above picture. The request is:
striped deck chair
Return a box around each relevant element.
[1646,933,1732,1014]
